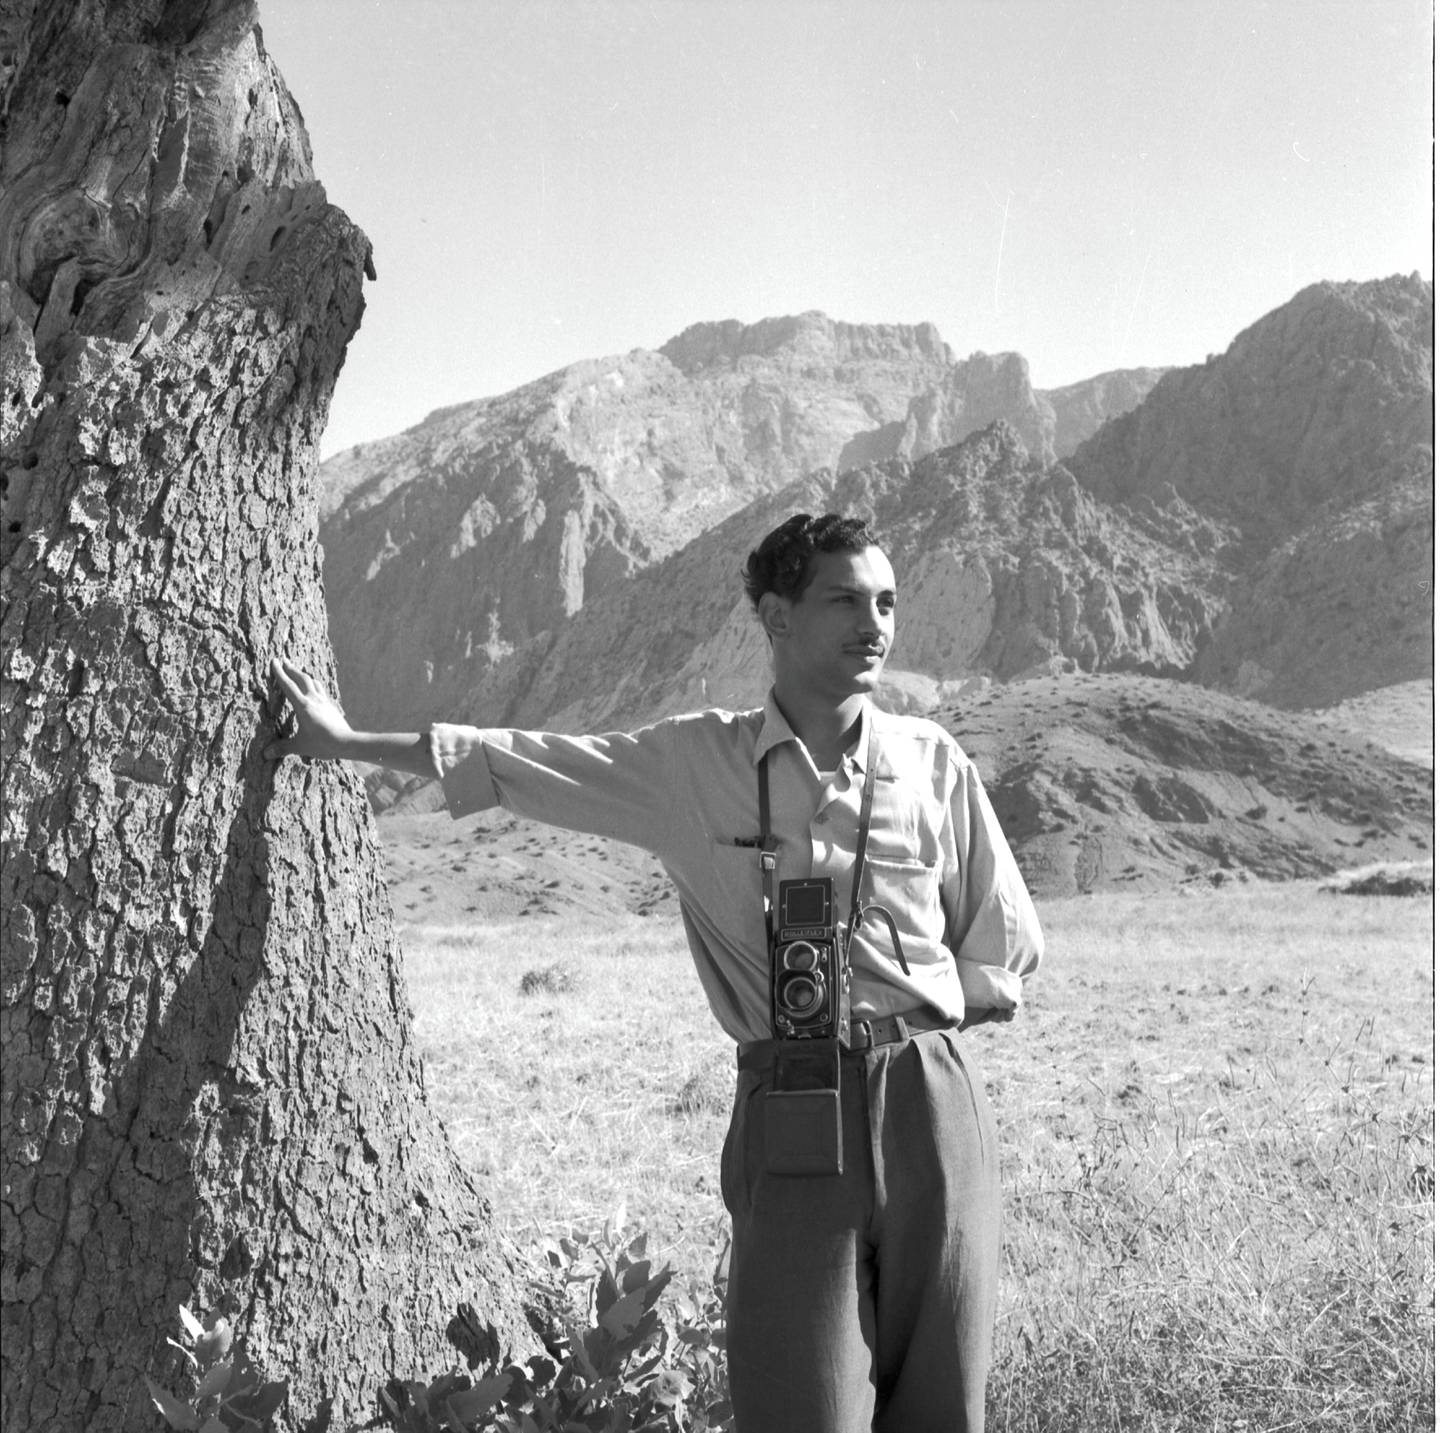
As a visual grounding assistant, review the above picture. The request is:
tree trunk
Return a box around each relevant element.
[1,4,534,1429]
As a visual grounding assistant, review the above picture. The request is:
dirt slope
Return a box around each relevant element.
[943,673,1434,896]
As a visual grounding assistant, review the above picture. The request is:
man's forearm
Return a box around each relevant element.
[326,730,437,779]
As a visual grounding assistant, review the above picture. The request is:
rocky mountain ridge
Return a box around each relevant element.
[1070,275,1432,538]
[326,273,1434,901]
[317,310,1166,727]
[427,423,1233,738]
[336,276,1431,745]
[1068,275,1433,707]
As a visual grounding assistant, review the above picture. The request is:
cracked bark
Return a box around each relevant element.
[1,3,533,1429]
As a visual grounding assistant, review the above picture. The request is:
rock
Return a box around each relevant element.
[1069,274,1433,710]
[1043,366,1171,458]
[1070,275,1432,536]
[440,425,1229,736]
[317,315,1160,728]
[944,672,1434,897]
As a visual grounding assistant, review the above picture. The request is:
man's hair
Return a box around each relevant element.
[741,512,879,610]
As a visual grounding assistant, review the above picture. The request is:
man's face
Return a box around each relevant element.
[763,545,897,699]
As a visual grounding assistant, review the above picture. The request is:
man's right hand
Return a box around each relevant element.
[265,658,355,762]
[265,656,439,778]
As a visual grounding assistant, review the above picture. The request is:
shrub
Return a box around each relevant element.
[373,1222,733,1432]
[149,1226,731,1432]
[146,1305,288,1431]
[519,962,577,996]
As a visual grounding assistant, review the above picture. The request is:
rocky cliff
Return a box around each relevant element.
[1070,274,1434,707]
[317,313,1162,727]
[1044,366,1171,458]
[434,423,1230,736]
[322,277,1431,736]
[1069,276,1432,536]
[836,355,1169,470]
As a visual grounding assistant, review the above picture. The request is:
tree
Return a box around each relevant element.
[1,3,534,1428]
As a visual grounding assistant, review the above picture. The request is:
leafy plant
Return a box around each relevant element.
[147,1305,289,1431]
[374,1219,733,1432]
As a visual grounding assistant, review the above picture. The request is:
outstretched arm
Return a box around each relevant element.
[264,657,436,779]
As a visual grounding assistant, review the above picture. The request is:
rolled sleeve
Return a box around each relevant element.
[430,724,502,817]
[945,753,1045,1010]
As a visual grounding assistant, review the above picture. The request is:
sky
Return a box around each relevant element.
[258,0,1434,459]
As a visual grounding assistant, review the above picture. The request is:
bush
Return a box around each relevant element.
[374,1222,733,1432]
[149,1225,731,1432]
[519,962,578,996]
[146,1305,289,1431]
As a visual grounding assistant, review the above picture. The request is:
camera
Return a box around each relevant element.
[770,877,840,1040]
[765,877,844,1176]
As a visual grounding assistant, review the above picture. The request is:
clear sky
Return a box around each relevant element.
[258,0,1434,458]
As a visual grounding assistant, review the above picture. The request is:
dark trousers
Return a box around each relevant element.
[721,1029,1000,1433]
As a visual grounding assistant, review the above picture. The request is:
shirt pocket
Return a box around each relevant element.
[865,778,941,865]
[859,854,945,965]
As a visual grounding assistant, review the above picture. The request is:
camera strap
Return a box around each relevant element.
[757,722,881,973]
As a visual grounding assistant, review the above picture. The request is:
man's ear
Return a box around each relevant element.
[756,591,790,643]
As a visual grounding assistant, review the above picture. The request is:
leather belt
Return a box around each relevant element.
[843,1009,954,1050]
[736,1008,957,1072]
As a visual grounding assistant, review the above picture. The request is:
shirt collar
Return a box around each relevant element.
[753,690,798,766]
[752,690,877,773]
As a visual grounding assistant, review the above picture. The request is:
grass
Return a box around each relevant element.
[399,885,1434,1431]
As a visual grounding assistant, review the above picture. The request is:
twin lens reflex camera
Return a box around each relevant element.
[766,877,844,1176]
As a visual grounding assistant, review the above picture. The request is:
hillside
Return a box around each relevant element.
[316,312,1161,727]
[317,276,1434,910]
[1069,275,1434,707]
[940,672,1433,896]
[434,424,1231,735]
[1069,276,1432,536]
[318,276,1431,732]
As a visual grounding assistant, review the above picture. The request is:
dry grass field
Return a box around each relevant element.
[401,883,1433,1431]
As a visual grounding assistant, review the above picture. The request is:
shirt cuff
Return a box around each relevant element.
[428,722,502,819]
[956,960,1024,1012]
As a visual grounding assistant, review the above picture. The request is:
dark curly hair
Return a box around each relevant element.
[741,512,879,610]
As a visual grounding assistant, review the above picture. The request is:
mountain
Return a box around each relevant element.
[1069,276,1432,536]
[836,353,1168,470]
[434,424,1230,737]
[944,672,1433,895]
[316,312,1161,726]
[318,275,1433,899]
[1069,274,1434,708]
[382,276,1432,737]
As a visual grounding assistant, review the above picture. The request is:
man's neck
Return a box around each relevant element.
[772,683,868,771]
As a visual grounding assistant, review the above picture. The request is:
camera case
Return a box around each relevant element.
[764,1039,842,1177]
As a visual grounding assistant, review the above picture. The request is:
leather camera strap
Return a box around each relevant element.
[757,719,881,966]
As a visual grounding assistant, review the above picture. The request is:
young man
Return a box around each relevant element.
[268,511,1043,1432]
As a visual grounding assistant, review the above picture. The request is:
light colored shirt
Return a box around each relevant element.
[430,692,1044,1045]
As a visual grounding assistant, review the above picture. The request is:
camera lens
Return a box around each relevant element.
[778,971,824,1017]
[782,940,820,971]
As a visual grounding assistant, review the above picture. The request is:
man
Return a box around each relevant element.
[268,511,1043,1432]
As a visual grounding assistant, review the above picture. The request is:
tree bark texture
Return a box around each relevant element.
[1,4,534,1429]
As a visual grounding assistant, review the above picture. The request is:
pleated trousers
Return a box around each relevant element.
[721,1028,1001,1433]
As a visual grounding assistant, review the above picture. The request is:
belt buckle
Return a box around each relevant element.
[845,1018,876,1052]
